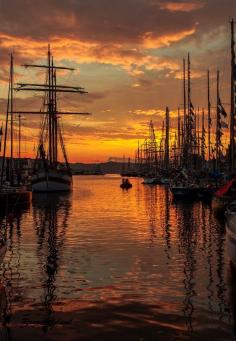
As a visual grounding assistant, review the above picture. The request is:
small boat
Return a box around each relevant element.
[213,178,236,216]
[169,169,198,199]
[142,177,160,185]
[120,179,132,189]
[160,178,169,185]
[170,184,198,199]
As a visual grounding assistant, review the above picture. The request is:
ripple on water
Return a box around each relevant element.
[0,175,235,340]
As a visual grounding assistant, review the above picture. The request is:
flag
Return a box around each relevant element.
[218,98,227,117]
[221,121,228,128]
[190,115,194,123]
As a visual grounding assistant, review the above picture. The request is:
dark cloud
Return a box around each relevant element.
[1,0,233,46]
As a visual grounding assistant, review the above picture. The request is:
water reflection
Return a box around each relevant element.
[176,201,197,331]
[144,185,230,331]
[144,185,158,244]
[0,207,26,341]
[163,188,171,261]
[0,177,235,339]
[32,193,71,330]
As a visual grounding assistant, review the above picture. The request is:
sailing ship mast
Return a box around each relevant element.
[183,58,187,146]
[177,107,181,152]
[197,107,200,163]
[164,107,170,170]
[187,53,195,168]
[148,120,158,175]
[215,69,221,169]
[207,70,211,165]
[182,58,187,167]
[1,54,14,186]
[15,46,90,175]
[201,109,206,166]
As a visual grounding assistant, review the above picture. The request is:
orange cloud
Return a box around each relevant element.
[159,1,205,12]
[142,27,196,48]
[0,33,180,80]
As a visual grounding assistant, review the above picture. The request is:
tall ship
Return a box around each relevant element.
[16,46,90,192]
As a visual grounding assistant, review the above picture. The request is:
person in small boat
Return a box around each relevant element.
[121,178,131,187]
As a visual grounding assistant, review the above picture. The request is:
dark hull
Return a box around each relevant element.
[120,184,132,189]
[197,188,216,202]
[170,187,198,199]
[32,171,72,192]
[0,190,31,213]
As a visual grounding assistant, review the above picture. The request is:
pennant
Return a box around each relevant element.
[190,115,195,123]
[221,121,228,128]
[218,98,227,117]
[221,106,227,118]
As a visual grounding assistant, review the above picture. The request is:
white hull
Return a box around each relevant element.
[32,171,72,192]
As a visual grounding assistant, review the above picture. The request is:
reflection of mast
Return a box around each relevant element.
[33,193,71,329]
[177,202,196,331]
[144,186,158,244]
[205,206,214,312]
[215,224,227,320]
[163,187,171,261]
[164,107,170,170]
[1,210,24,328]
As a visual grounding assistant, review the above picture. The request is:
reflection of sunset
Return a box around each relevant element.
[0,176,231,338]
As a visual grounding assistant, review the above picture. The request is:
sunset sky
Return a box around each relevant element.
[0,0,235,163]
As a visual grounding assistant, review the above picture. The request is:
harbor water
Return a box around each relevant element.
[0,175,236,340]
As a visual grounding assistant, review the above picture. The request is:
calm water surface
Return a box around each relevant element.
[0,175,236,340]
